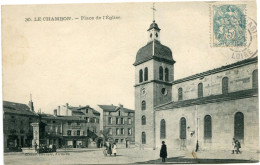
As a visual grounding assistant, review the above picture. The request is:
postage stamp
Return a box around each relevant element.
[211,4,246,47]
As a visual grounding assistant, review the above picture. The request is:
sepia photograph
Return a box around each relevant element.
[1,0,259,164]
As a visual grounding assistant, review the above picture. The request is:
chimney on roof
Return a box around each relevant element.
[57,106,60,115]
[119,104,123,108]
[79,105,81,108]
[66,103,69,116]
[53,109,57,116]
[29,94,34,111]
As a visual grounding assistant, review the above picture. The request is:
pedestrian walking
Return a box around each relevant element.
[108,143,112,156]
[232,138,236,154]
[235,140,241,154]
[112,143,117,157]
[160,141,167,162]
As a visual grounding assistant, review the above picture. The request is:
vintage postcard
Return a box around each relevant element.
[1,0,259,164]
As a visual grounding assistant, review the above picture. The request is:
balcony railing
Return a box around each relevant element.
[69,126,81,129]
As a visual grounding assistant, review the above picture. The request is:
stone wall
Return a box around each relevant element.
[155,96,259,151]
[172,63,258,101]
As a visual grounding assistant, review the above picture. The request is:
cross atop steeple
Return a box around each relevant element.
[151,3,156,21]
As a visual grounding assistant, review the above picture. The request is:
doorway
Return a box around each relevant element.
[73,140,76,148]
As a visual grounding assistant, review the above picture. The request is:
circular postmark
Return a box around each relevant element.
[230,17,257,60]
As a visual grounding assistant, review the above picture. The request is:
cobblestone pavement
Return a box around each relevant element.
[4,147,259,165]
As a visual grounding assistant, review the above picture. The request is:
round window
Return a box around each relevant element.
[161,88,167,95]
[141,88,146,95]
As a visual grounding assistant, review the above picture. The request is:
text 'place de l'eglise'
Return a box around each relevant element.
[3,13,259,155]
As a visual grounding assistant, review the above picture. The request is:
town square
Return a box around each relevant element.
[4,147,259,164]
[2,1,259,164]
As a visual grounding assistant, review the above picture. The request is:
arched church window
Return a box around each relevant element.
[198,83,203,98]
[252,69,258,88]
[144,67,148,81]
[141,115,146,125]
[222,77,228,94]
[165,68,169,81]
[180,117,186,139]
[204,115,212,139]
[139,69,143,83]
[178,88,183,101]
[141,101,146,110]
[159,66,163,80]
[160,119,166,139]
[142,132,146,144]
[155,33,158,38]
[234,112,244,140]
[150,33,152,38]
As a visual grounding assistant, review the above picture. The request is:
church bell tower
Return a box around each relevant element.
[134,10,175,149]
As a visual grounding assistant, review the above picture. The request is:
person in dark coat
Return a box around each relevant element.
[160,141,167,162]
[235,140,241,154]
[108,143,112,156]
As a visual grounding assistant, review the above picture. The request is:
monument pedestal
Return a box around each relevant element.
[31,123,39,150]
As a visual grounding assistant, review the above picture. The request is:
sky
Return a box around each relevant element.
[2,1,257,114]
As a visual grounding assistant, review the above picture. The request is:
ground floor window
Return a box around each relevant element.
[160,119,166,139]
[180,117,186,139]
[234,112,244,140]
[142,132,146,144]
[204,115,212,139]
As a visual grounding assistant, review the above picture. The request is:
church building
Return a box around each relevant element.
[134,20,259,151]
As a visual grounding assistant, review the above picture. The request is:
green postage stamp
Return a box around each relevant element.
[211,4,246,47]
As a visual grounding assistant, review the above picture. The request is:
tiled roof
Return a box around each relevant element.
[3,101,38,116]
[155,88,258,110]
[134,40,175,66]
[172,57,258,85]
[39,113,85,121]
[72,111,85,115]
[56,116,85,121]
[69,105,100,115]
[98,105,135,113]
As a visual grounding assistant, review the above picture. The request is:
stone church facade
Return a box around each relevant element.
[134,21,259,151]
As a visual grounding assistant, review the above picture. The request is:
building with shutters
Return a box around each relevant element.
[3,100,101,151]
[99,104,135,146]
[134,20,258,151]
[3,100,38,152]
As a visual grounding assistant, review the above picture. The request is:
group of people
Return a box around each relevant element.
[105,142,117,157]
[232,138,241,154]
[103,138,241,161]
[159,138,242,163]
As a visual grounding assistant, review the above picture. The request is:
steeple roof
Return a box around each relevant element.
[134,40,175,66]
[147,20,161,31]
